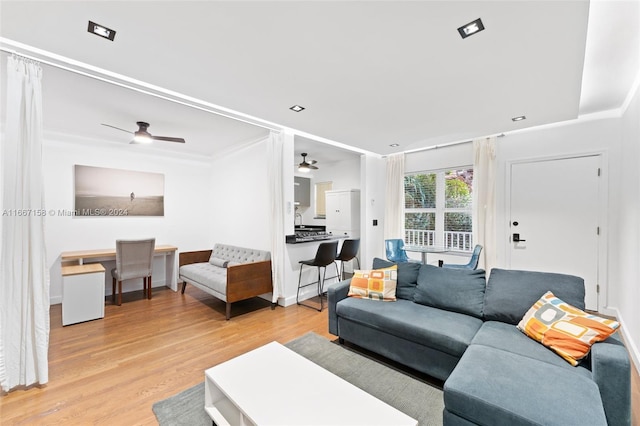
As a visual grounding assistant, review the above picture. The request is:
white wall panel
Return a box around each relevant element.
[209,139,271,251]
[614,82,640,369]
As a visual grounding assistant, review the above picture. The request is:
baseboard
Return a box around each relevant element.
[599,306,617,317]
[608,307,640,374]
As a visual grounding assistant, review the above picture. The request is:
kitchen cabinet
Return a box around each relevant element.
[294,176,310,207]
[326,189,360,238]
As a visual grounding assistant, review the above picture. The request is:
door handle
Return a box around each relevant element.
[513,233,526,242]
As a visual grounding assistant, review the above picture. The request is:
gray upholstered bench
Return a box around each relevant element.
[179,244,273,319]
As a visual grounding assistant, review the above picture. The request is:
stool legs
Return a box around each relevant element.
[297,263,339,312]
[339,257,360,280]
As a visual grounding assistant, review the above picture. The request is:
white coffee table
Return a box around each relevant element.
[204,341,418,426]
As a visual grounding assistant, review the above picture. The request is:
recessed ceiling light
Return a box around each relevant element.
[389,143,400,147]
[290,105,305,112]
[88,21,116,41]
[458,18,485,39]
[512,115,527,122]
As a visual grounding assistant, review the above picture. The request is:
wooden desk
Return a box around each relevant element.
[61,245,178,291]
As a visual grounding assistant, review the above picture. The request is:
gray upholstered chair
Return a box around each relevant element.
[111,238,155,306]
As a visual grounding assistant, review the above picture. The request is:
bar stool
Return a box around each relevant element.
[336,238,360,280]
[296,240,339,312]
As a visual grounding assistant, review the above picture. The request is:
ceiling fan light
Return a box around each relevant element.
[298,165,311,172]
[133,131,152,144]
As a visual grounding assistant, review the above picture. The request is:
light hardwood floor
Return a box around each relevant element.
[0,287,333,425]
[1,286,639,425]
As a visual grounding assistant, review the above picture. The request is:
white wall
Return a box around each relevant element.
[405,142,473,174]
[360,154,386,266]
[44,137,214,304]
[612,82,640,368]
[209,138,271,251]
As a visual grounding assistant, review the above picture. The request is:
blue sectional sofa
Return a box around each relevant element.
[328,259,630,426]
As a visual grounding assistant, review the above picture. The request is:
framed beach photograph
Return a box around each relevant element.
[74,165,165,217]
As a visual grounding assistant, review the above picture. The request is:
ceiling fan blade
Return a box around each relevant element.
[101,123,133,134]
[308,164,318,170]
[152,136,186,143]
[309,159,318,164]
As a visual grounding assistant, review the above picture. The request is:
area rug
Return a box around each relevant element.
[152,332,444,425]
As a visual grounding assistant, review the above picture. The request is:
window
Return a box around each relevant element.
[404,168,473,251]
[315,181,332,218]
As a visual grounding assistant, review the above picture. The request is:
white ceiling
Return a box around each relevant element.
[0,1,638,161]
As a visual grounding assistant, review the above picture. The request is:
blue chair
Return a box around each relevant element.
[385,239,410,263]
[442,244,483,270]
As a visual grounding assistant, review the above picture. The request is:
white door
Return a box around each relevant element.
[508,155,600,310]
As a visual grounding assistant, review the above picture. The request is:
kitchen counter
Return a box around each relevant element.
[284,235,352,305]
[286,235,349,244]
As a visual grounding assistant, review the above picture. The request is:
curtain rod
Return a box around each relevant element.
[0,42,282,133]
[403,133,505,155]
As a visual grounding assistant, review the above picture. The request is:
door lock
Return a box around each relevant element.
[513,233,526,242]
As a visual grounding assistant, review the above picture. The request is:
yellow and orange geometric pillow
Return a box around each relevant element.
[517,291,620,366]
[348,265,398,301]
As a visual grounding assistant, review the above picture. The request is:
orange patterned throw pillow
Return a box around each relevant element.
[348,265,398,301]
[517,291,620,366]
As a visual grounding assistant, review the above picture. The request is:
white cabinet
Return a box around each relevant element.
[62,263,105,326]
[326,189,360,238]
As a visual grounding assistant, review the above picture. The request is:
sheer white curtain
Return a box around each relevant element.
[384,153,405,240]
[0,55,50,392]
[267,131,285,304]
[472,137,497,273]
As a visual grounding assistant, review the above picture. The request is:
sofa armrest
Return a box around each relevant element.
[226,260,273,303]
[179,250,212,268]
[328,279,351,336]
[590,335,631,426]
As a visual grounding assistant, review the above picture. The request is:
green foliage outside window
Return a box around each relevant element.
[404,169,473,233]
[405,174,436,209]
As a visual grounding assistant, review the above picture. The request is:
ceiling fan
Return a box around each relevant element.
[298,153,318,172]
[101,121,186,144]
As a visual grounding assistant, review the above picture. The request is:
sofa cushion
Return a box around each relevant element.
[372,258,421,300]
[517,291,620,366]
[444,345,607,426]
[179,262,227,295]
[483,268,585,325]
[209,257,229,268]
[348,266,398,301]
[210,244,270,264]
[413,265,486,319]
[336,297,482,357]
[472,321,592,377]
